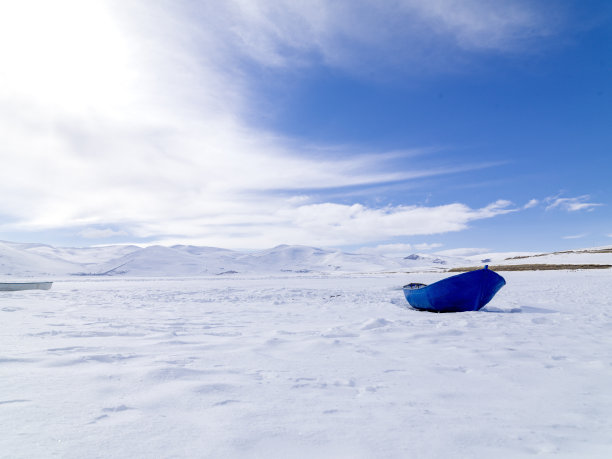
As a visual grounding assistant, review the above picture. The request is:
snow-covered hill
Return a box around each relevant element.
[2,240,611,278]
[0,241,455,277]
[462,246,612,268]
[0,241,81,277]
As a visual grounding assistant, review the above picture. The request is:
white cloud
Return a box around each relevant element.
[211,0,560,75]
[434,247,490,257]
[406,0,560,52]
[545,195,603,212]
[140,200,517,248]
[524,198,539,209]
[0,1,135,115]
[414,242,444,251]
[562,233,587,240]
[0,1,546,248]
[357,242,443,257]
[78,228,128,239]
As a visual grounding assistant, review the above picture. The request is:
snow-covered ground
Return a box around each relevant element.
[2,270,612,458]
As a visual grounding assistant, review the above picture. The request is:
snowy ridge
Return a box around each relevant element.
[462,246,612,267]
[0,241,456,278]
[0,241,79,277]
[2,240,610,278]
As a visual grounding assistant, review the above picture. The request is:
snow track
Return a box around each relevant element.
[2,271,612,458]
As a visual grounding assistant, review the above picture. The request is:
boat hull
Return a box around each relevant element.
[403,268,505,313]
[0,282,53,291]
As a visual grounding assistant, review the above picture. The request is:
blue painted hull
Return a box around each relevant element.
[403,267,505,313]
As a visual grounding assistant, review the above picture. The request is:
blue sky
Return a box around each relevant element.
[0,0,610,254]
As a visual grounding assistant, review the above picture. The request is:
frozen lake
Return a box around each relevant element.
[2,271,612,458]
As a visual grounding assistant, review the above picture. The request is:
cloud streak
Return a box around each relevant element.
[201,0,561,76]
[357,243,443,257]
[562,233,587,240]
[545,195,603,212]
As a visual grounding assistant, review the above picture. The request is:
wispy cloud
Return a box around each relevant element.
[0,1,560,248]
[208,0,562,76]
[562,233,587,240]
[524,199,539,209]
[358,243,443,257]
[413,242,444,251]
[434,247,490,257]
[78,228,128,239]
[545,195,603,212]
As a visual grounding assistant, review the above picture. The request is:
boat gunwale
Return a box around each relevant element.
[403,282,427,290]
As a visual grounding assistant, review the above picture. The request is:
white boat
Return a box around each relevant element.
[0,282,53,291]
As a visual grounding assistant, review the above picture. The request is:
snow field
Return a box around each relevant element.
[2,271,612,458]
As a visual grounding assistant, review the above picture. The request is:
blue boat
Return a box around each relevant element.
[402,266,506,313]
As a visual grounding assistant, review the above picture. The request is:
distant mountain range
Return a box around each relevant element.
[0,241,457,278]
[2,241,610,278]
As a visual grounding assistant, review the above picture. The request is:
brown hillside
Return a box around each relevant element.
[448,264,612,272]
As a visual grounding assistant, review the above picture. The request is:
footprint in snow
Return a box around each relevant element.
[102,405,133,413]
[193,383,235,394]
[0,399,30,405]
[88,414,109,424]
[321,327,359,338]
[360,318,392,330]
[88,406,134,424]
[213,399,240,406]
